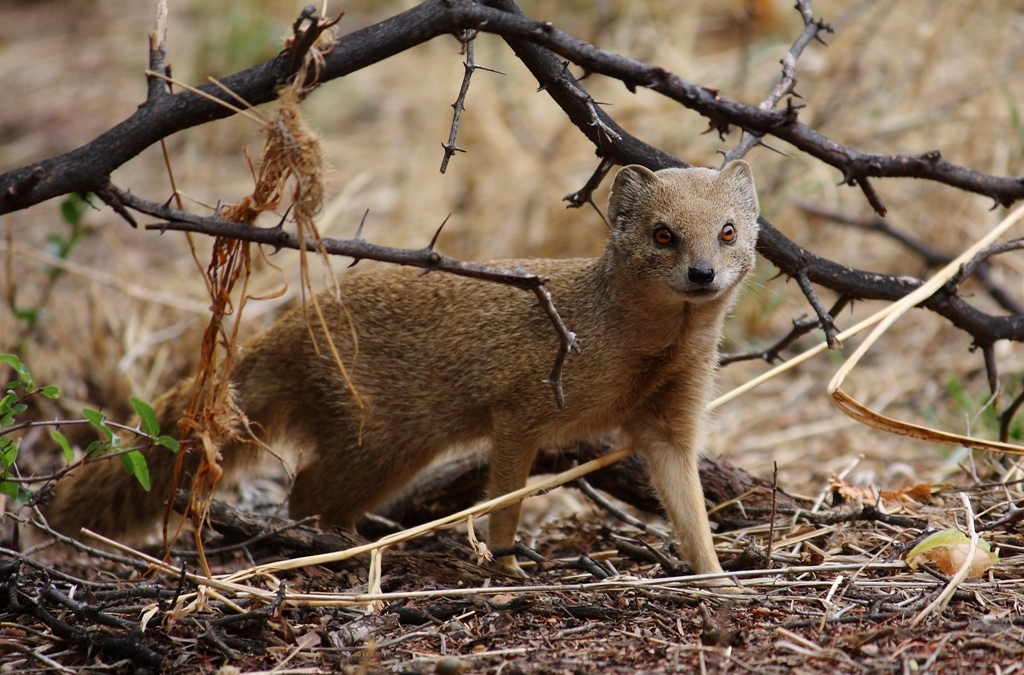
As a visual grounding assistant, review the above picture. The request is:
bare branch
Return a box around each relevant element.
[5,1,1024,214]
[946,238,1024,296]
[562,157,614,225]
[1000,380,1024,443]
[468,2,1024,210]
[720,296,850,366]
[795,271,841,349]
[440,33,505,173]
[96,183,578,408]
[798,202,1024,315]
[722,0,832,164]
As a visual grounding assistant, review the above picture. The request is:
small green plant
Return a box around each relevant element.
[0,354,179,502]
[946,372,1024,442]
[11,192,92,327]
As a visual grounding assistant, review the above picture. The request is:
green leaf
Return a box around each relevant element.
[83,408,113,442]
[13,308,39,325]
[119,450,151,492]
[0,480,18,499]
[156,435,179,452]
[0,438,17,471]
[51,430,74,463]
[84,440,104,456]
[0,354,28,377]
[10,404,27,415]
[130,397,160,438]
[40,385,60,400]
[60,192,90,227]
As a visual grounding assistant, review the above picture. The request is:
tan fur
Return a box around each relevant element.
[41,161,759,577]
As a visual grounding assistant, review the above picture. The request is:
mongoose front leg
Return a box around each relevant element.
[641,435,724,577]
[485,430,541,578]
[626,392,726,580]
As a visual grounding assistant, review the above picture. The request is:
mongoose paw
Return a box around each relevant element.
[487,556,529,579]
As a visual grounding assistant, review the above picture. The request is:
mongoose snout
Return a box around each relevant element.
[39,160,760,581]
[687,266,715,284]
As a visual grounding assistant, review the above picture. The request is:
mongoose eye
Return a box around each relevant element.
[653,225,675,247]
[720,223,737,244]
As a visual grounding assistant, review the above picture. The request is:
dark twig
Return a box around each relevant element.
[562,156,614,226]
[982,344,1000,399]
[999,378,1024,443]
[490,541,547,566]
[440,33,505,173]
[573,476,668,537]
[4,577,164,669]
[22,512,154,572]
[798,201,1024,315]
[208,583,287,627]
[540,60,621,148]
[466,1,1024,210]
[795,272,841,349]
[198,621,242,661]
[946,238,1024,296]
[765,462,778,570]
[611,534,686,575]
[0,547,123,589]
[722,0,833,164]
[279,6,343,88]
[531,282,581,408]
[171,515,320,558]
[99,184,578,408]
[720,296,850,366]
[742,505,930,530]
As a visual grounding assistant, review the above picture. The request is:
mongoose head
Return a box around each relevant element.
[606,160,759,304]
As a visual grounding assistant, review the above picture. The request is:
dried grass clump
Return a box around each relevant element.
[172,22,344,564]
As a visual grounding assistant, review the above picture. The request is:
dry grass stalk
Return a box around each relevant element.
[829,203,1024,454]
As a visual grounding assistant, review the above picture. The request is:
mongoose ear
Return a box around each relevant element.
[719,160,759,215]
[608,165,659,228]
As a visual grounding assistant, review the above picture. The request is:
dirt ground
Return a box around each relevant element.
[2,0,1024,672]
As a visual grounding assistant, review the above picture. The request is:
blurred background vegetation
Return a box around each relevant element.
[2,0,1024,496]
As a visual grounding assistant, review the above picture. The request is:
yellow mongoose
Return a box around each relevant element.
[42,161,759,577]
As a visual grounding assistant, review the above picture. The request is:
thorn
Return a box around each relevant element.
[759,140,793,159]
[474,65,505,76]
[273,204,293,230]
[428,214,451,251]
[354,209,369,241]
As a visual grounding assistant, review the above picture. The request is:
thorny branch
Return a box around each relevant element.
[721,0,833,164]
[795,271,841,350]
[798,202,1024,315]
[440,32,504,173]
[720,296,850,366]
[98,184,580,408]
[4,0,1024,212]
[563,156,615,225]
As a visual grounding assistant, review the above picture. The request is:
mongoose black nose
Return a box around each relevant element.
[687,266,715,285]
